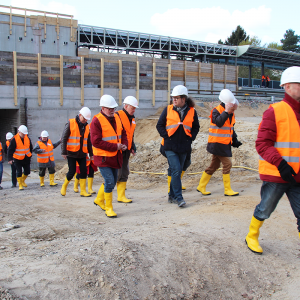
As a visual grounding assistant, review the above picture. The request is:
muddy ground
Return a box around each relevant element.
[0,101,300,300]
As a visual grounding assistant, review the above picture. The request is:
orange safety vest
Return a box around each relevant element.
[262,75,266,80]
[66,119,89,153]
[208,104,235,145]
[161,105,195,145]
[92,113,123,157]
[37,139,54,163]
[116,110,136,150]
[0,142,2,162]
[13,134,32,160]
[6,140,10,148]
[259,101,300,177]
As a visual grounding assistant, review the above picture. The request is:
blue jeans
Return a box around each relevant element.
[165,150,187,201]
[254,181,300,232]
[167,152,191,175]
[0,162,3,184]
[99,167,118,193]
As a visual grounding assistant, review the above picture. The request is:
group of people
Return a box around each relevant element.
[1,65,300,255]
[261,74,270,88]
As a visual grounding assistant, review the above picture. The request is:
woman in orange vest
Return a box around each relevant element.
[60,107,93,197]
[33,130,61,187]
[7,125,33,190]
[245,66,300,255]
[0,141,3,190]
[157,85,200,207]
[115,96,139,203]
[4,132,17,188]
[90,95,128,218]
[196,89,242,196]
[73,154,97,194]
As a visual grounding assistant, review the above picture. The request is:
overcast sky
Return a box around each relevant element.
[2,0,299,45]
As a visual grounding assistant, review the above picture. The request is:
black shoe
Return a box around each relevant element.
[168,195,178,204]
[178,199,186,207]
[11,184,17,188]
[0,186,3,190]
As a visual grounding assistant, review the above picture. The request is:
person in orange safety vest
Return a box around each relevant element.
[245,66,300,255]
[196,89,242,197]
[4,132,17,188]
[114,96,139,204]
[33,130,61,187]
[7,125,33,190]
[60,107,93,197]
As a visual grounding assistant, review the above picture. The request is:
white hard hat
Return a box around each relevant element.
[79,107,91,120]
[219,89,237,104]
[280,66,300,86]
[100,95,118,108]
[18,125,28,135]
[171,85,188,97]
[41,130,49,138]
[6,132,13,140]
[123,96,139,108]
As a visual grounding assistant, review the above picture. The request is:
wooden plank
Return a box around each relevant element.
[13,51,17,106]
[224,65,227,88]
[81,57,84,106]
[119,60,122,105]
[38,53,41,105]
[136,60,139,103]
[60,55,63,106]
[101,58,104,97]
[167,64,171,105]
[152,62,156,107]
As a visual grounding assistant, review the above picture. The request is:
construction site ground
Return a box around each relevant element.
[1,101,300,300]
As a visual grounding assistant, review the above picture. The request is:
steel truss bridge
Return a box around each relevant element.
[77,25,237,59]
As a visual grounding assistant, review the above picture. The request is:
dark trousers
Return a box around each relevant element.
[117,150,130,182]
[76,165,94,179]
[14,159,31,178]
[66,157,87,181]
[254,181,300,232]
[11,163,17,186]
[39,167,55,177]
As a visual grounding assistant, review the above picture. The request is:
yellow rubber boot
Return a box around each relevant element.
[40,176,45,187]
[22,174,28,187]
[181,171,186,190]
[105,192,117,218]
[49,174,58,186]
[117,181,132,203]
[80,179,91,197]
[17,177,24,190]
[94,183,106,211]
[167,176,171,193]
[223,174,239,196]
[61,177,70,196]
[74,174,79,193]
[88,177,96,194]
[197,172,212,195]
[245,216,264,254]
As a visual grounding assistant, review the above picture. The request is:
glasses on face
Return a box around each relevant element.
[105,107,116,111]
[172,96,181,100]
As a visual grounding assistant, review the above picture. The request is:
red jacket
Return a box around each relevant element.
[90,111,128,169]
[256,93,300,183]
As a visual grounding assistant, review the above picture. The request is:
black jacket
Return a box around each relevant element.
[61,115,93,158]
[206,102,239,157]
[156,105,200,153]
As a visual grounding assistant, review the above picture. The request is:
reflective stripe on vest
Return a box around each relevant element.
[92,112,123,157]
[13,134,32,160]
[161,105,195,146]
[116,110,136,150]
[66,119,89,153]
[37,139,54,163]
[0,142,2,162]
[207,104,235,145]
[258,101,300,177]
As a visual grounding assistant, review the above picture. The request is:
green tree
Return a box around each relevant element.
[239,36,263,47]
[218,25,249,46]
[267,42,283,50]
[280,29,300,52]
